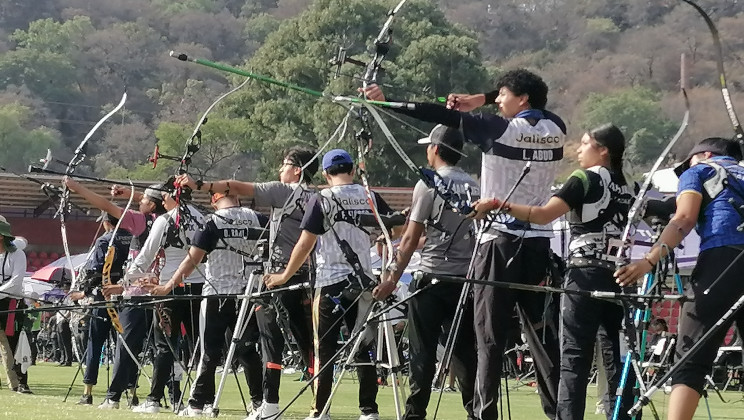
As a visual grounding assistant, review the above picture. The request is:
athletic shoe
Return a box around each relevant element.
[133,400,162,414]
[76,394,93,405]
[358,414,379,420]
[261,403,281,419]
[246,402,282,420]
[16,384,33,394]
[594,403,607,415]
[178,405,204,417]
[98,399,120,409]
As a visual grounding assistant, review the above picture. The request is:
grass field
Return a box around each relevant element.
[1,363,743,419]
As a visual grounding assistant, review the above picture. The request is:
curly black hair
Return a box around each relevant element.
[495,69,549,110]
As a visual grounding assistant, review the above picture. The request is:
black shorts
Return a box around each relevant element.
[672,245,744,394]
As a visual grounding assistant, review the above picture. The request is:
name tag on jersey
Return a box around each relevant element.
[493,142,563,162]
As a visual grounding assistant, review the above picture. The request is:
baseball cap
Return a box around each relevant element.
[674,137,743,177]
[322,149,354,171]
[417,124,466,157]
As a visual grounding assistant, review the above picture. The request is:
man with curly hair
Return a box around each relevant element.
[363,69,564,420]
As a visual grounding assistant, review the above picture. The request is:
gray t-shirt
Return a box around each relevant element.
[253,181,315,271]
[408,166,480,275]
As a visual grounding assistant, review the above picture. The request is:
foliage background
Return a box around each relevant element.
[1,0,743,184]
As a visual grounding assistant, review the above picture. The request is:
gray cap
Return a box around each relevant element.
[417,124,466,157]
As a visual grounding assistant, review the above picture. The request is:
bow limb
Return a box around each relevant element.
[614,54,690,266]
[180,77,252,173]
[101,179,135,334]
[362,0,409,87]
[60,92,128,291]
[681,0,744,144]
[173,77,251,228]
[351,0,410,278]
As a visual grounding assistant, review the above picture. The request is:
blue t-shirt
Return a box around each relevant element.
[677,156,744,251]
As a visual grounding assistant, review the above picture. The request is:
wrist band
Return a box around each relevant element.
[527,206,533,223]
[643,254,655,267]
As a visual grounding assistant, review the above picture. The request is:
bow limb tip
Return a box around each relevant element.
[169,51,189,61]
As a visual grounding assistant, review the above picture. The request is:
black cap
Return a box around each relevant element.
[417,124,466,157]
[674,137,743,177]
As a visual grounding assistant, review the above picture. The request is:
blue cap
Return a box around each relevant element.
[322,149,354,171]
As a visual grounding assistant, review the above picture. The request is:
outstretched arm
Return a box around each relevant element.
[63,177,124,219]
[614,192,700,286]
[175,174,255,198]
[471,196,570,225]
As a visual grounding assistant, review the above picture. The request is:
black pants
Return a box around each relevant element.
[276,273,314,371]
[472,234,560,420]
[56,317,73,364]
[147,285,200,403]
[557,267,633,420]
[84,307,114,385]
[0,298,28,386]
[673,246,744,394]
[106,306,147,401]
[311,281,378,417]
[255,273,313,403]
[404,279,477,420]
[189,297,263,409]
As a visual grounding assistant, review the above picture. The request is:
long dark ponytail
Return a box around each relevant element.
[590,123,625,176]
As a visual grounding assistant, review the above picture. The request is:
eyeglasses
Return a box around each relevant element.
[280,160,298,169]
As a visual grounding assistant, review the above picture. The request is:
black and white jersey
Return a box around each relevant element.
[301,184,393,288]
[553,166,635,260]
[392,104,566,240]
[468,110,566,240]
[192,207,268,295]
[408,166,480,275]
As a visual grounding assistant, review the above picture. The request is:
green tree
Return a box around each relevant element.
[577,87,679,168]
[0,104,61,172]
[225,0,490,185]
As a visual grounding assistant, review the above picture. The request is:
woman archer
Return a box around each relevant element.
[472,123,636,420]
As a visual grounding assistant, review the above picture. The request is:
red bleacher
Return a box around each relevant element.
[25,249,63,272]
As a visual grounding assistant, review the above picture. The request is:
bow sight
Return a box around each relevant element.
[148,142,200,170]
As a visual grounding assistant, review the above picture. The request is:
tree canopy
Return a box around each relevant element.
[0,0,743,185]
